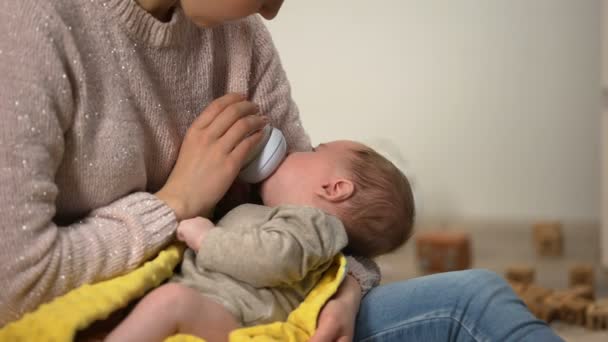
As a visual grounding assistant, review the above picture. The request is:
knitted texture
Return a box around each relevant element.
[0,0,378,324]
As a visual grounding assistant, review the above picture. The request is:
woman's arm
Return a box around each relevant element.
[345,255,382,296]
[0,4,179,324]
[0,2,273,325]
[310,274,362,342]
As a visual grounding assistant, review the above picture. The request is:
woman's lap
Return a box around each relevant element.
[354,269,564,342]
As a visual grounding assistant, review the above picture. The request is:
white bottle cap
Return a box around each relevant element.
[238,126,287,183]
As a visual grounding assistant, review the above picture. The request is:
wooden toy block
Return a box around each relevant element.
[415,231,471,274]
[553,289,582,301]
[586,299,608,330]
[561,297,592,326]
[532,221,563,257]
[505,265,535,286]
[539,293,565,323]
[534,289,573,322]
[569,264,594,290]
[567,285,594,301]
[520,285,553,318]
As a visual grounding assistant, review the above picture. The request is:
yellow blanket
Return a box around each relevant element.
[0,244,346,342]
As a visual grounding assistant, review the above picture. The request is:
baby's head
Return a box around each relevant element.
[260,140,415,258]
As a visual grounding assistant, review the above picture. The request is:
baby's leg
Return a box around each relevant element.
[106,283,240,342]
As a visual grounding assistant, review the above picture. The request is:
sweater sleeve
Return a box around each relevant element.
[0,1,177,325]
[196,207,348,288]
[248,16,312,153]
[346,255,382,297]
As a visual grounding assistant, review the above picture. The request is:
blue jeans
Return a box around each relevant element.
[354,269,564,342]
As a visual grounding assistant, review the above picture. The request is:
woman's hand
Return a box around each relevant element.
[156,93,268,221]
[310,275,362,342]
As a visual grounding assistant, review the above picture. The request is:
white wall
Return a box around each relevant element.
[601,0,608,267]
[266,0,602,222]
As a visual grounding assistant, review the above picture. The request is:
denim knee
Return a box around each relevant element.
[454,269,512,301]
[451,269,562,341]
[355,270,562,342]
[460,269,506,286]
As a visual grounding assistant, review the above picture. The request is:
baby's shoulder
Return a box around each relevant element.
[217,203,271,226]
[272,205,343,228]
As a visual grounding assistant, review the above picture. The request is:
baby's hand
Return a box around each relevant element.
[177,217,215,251]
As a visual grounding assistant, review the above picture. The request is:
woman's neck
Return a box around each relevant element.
[136,0,178,21]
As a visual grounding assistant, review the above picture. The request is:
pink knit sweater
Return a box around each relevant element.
[0,0,379,325]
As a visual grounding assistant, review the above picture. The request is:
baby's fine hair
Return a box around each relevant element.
[339,145,415,258]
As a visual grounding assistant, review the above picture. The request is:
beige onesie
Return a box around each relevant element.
[171,204,348,326]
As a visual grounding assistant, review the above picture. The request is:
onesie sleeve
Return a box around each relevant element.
[196,206,347,287]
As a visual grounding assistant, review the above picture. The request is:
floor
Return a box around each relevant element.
[374,220,608,342]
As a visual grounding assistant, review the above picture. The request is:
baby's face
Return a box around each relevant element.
[260,140,363,208]
[180,0,283,27]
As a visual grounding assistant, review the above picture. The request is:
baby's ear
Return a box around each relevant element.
[316,178,354,203]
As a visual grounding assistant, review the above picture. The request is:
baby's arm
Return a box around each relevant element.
[195,207,348,287]
[176,217,216,251]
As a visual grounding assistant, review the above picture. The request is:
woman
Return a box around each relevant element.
[0,0,563,340]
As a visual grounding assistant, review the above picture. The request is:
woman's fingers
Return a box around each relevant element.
[221,113,268,153]
[158,93,267,220]
[229,128,266,167]
[207,100,260,139]
[191,93,246,130]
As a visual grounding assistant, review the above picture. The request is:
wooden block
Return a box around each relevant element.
[561,297,592,326]
[524,285,554,299]
[552,289,580,301]
[567,285,594,301]
[586,299,608,330]
[532,221,563,257]
[505,265,535,285]
[520,285,553,318]
[539,293,566,323]
[534,287,596,324]
[415,231,472,274]
[569,264,594,290]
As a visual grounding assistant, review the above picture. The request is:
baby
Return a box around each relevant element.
[107,140,415,342]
